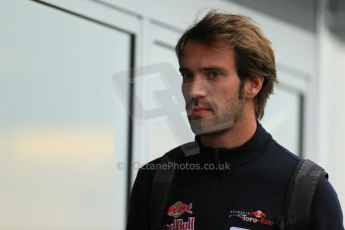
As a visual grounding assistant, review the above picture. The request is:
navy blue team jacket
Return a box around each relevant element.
[127,123,344,230]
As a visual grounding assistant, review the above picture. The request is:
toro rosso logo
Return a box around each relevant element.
[229,210,274,226]
[250,210,268,219]
[167,201,193,218]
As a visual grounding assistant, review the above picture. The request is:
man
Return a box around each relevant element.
[127,11,344,230]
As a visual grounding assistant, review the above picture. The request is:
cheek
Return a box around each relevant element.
[213,88,237,108]
[181,83,191,97]
[212,85,228,100]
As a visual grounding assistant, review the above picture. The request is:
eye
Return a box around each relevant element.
[180,71,193,82]
[206,70,222,79]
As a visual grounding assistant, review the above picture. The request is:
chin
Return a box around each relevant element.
[190,121,235,136]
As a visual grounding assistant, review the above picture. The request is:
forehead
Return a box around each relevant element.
[180,40,236,67]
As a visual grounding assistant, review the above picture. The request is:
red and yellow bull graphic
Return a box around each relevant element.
[166,201,195,230]
[167,201,193,218]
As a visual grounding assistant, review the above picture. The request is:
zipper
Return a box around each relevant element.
[207,149,223,229]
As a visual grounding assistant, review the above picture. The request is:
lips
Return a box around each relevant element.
[189,107,212,118]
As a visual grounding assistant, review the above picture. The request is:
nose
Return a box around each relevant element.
[182,77,207,102]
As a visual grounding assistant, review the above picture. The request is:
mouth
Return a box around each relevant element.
[188,107,212,118]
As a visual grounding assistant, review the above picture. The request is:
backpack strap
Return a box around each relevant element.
[149,142,199,230]
[277,159,328,230]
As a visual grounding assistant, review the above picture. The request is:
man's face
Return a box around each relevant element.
[179,40,245,135]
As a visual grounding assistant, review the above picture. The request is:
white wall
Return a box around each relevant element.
[318,0,345,213]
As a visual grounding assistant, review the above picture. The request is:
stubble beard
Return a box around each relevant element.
[188,89,245,136]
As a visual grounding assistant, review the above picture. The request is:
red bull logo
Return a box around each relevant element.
[167,201,193,218]
[166,217,195,230]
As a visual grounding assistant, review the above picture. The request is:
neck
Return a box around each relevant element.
[200,109,257,149]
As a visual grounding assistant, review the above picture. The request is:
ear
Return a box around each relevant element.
[244,75,264,99]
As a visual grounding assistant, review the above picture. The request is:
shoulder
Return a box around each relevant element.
[259,137,301,178]
[269,138,301,162]
[134,144,185,182]
[257,123,301,167]
[311,177,344,229]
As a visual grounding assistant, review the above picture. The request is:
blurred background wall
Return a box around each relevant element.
[0,0,344,229]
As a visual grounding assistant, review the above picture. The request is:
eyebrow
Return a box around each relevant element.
[179,66,227,73]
